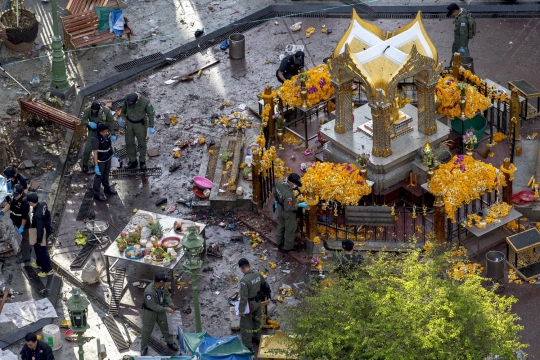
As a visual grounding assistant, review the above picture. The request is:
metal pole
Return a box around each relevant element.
[0,63,31,95]
[77,332,85,360]
[49,0,70,91]
[191,269,202,332]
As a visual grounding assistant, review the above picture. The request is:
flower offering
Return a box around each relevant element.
[435,76,491,119]
[278,64,335,108]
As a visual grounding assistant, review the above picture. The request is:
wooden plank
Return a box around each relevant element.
[345,206,395,226]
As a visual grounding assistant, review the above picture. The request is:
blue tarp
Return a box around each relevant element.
[178,326,253,360]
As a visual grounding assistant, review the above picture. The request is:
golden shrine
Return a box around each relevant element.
[320,10,452,190]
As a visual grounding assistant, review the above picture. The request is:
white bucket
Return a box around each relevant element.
[42,324,63,350]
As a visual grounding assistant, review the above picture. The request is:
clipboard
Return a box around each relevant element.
[29,228,47,246]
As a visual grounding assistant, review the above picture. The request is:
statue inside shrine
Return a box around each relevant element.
[390,88,414,126]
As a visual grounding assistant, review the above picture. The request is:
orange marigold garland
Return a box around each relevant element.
[278,65,335,108]
[435,76,491,119]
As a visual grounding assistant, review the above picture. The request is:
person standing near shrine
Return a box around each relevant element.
[79,102,116,173]
[20,332,55,360]
[237,258,265,352]
[273,173,308,253]
[27,192,54,277]
[0,184,31,264]
[92,123,117,201]
[447,3,476,62]
[140,273,179,356]
[119,93,155,170]
[276,51,305,83]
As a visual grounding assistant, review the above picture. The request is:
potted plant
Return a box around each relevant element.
[0,0,39,51]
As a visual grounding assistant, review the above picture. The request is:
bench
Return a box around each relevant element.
[61,8,132,50]
[18,97,85,148]
[65,0,119,15]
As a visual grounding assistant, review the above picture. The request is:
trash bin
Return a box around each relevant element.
[451,114,487,148]
[229,33,245,59]
[486,251,505,280]
[461,56,474,74]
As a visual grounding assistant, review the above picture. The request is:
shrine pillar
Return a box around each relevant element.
[261,86,276,139]
[509,90,521,141]
[251,150,261,207]
[369,102,393,157]
[433,193,446,244]
[452,53,462,80]
[332,77,354,134]
[502,157,513,204]
[415,79,438,135]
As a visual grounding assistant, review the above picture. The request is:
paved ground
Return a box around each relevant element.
[1,0,540,358]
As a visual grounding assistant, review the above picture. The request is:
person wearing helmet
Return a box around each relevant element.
[27,193,54,277]
[3,166,28,195]
[0,184,31,263]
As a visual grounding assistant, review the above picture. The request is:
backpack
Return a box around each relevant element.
[256,280,272,301]
[466,11,476,39]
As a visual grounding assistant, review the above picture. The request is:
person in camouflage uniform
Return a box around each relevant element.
[447,3,471,60]
[119,93,155,170]
[237,258,265,351]
[273,173,308,253]
[79,102,115,173]
[140,273,179,356]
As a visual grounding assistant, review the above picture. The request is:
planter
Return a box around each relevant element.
[0,9,39,52]
[451,114,487,149]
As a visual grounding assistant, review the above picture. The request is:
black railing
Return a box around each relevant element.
[258,161,275,207]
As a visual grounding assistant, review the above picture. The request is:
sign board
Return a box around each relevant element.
[345,206,395,226]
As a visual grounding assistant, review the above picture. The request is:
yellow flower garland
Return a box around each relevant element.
[435,76,491,119]
[278,64,335,108]
[500,163,517,181]
[429,155,503,222]
[300,162,371,206]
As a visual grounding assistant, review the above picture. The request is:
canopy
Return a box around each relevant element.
[179,327,253,360]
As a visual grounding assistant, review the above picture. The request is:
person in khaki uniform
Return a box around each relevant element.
[140,273,179,356]
[80,102,116,173]
[238,258,265,351]
[119,93,155,170]
[273,173,308,253]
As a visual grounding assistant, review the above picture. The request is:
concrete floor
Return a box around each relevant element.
[1,0,540,359]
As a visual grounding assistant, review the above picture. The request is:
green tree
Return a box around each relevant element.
[285,247,527,359]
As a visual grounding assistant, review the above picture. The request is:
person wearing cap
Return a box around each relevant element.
[92,123,117,201]
[273,173,308,253]
[276,51,305,84]
[27,193,54,277]
[0,184,31,263]
[447,3,471,62]
[3,166,28,194]
[80,102,115,173]
[237,258,265,351]
[140,273,179,356]
[119,93,156,170]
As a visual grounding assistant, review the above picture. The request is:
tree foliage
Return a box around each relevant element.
[286,247,527,359]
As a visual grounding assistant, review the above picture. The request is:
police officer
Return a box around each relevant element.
[80,102,116,173]
[273,173,307,253]
[237,258,265,351]
[119,93,155,170]
[0,184,31,263]
[92,123,117,201]
[3,166,28,194]
[276,51,305,83]
[447,3,471,61]
[140,273,179,356]
[27,193,54,277]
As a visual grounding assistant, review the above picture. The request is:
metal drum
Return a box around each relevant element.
[486,251,505,280]
[229,33,245,59]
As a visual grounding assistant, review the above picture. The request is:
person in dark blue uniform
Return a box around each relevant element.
[4,166,28,194]
[27,192,54,277]
[20,332,55,360]
[0,184,31,263]
[92,123,117,201]
[276,51,305,83]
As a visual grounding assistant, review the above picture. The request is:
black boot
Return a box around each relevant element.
[126,161,138,169]
[94,194,107,201]
[139,162,147,171]
[167,342,179,351]
[104,187,118,195]
[82,165,88,173]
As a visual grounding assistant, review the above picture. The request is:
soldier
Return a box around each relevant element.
[140,273,179,356]
[92,123,117,201]
[446,3,475,62]
[119,93,155,170]
[238,258,265,351]
[3,166,28,194]
[80,102,116,173]
[0,184,31,264]
[27,193,54,277]
[273,173,307,253]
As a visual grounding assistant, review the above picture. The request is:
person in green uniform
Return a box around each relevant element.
[447,3,471,61]
[80,102,116,173]
[238,258,265,351]
[140,273,179,356]
[119,93,155,170]
[273,173,307,253]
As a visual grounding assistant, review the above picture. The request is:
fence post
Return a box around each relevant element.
[452,53,462,80]
[502,157,513,204]
[252,149,261,207]
[433,193,446,244]
[509,90,521,141]
[261,85,276,141]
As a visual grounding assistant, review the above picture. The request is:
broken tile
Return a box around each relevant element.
[147,149,159,157]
